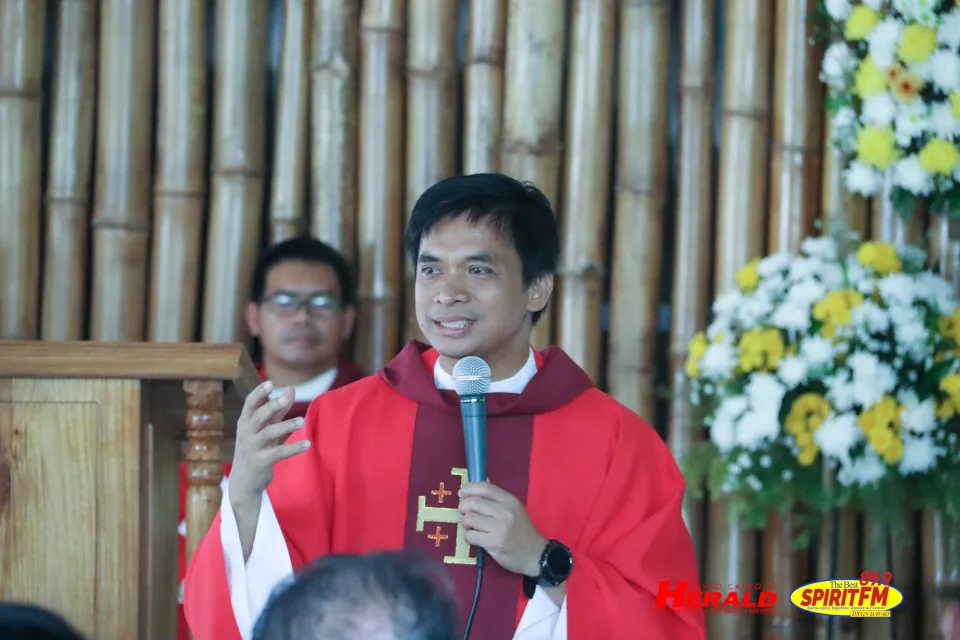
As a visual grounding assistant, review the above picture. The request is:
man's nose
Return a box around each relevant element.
[435,275,468,304]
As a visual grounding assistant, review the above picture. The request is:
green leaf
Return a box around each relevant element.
[917,358,955,401]
[889,187,918,221]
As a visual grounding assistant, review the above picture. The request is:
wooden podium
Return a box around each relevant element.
[0,340,259,639]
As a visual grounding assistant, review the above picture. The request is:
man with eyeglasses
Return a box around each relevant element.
[176,237,366,640]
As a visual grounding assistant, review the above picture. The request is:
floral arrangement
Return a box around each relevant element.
[815,0,960,218]
[682,234,960,542]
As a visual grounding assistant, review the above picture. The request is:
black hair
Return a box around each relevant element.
[403,173,561,324]
[0,604,87,640]
[251,551,458,640]
[250,237,356,307]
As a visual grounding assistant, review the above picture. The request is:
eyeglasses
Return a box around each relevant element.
[261,292,342,318]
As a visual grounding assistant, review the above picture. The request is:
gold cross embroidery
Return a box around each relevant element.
[416,467,475,565]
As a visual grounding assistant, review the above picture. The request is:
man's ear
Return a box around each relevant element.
[245,301,262,337]
[340,304,357,341]
[526,274,554,314]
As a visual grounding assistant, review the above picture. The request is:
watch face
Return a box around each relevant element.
[545,544,572,577]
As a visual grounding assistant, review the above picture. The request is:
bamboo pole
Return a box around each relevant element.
[606,0,666,415]
[41,0,97,341]
[710,1,773,638]
[90,0,156,342]
[462,0,506,174]
[202,0,269,343]
[270,0,310,244]
[668,0,714,577]
[501,0,567,351]
[762,2,823,637]
[821,117,870,239]
[310,0,360,262]
[0,0,45,339]
[556,0,616,384]
[355,0,405,372]
[862,181,925,639]
[402,0,459,344]
[149,0,208,343]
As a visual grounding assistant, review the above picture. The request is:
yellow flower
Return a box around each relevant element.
[855,56,888,97]
[685,332,708,377]
[784,393,831,467]
[856,126,898,170]
[738,327,784,373]
[859,396,904,464]
[951,90,960,119]
[939,373,960,415]
[918,139,960,175]
[845,5,880,40]
[813,289,865,336]
[899,24,938,64]
[856,241,902,275]
[736,259,760,292]
[939,310,960,344]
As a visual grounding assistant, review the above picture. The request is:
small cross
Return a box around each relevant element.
[431,482,452,504]
[427,526,448,548]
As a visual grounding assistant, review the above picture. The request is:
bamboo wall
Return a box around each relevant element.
[0,0,952,638]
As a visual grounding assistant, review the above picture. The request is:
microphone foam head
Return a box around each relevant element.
[452,356,492,396]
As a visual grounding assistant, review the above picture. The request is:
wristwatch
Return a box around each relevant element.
[524,540,573,597]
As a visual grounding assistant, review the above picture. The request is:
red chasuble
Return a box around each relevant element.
[176,357,365,640]
[184,341,706,640]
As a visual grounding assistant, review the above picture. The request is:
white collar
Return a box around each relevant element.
[268,367,338,402]
[433,348,537,395]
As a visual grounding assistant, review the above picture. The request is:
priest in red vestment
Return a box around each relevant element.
[184,174,706,640]
[176,237,366,640]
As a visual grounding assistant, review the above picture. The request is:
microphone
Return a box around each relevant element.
[452,356,491,640]
[452,356,492,485]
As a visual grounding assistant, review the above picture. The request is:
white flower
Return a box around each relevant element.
[770,301,812,335]
[900,395,937,434]
[892,0,940,27]
[758,252,792,277]
[862,0,883,7]
[700,342,738,380]
[747,373,787,416]
[736,409,780,451]
[737,294,774,327]
[839,449,887,486]
[710,396,747,453]
[892,155,935,196]
[928,102,960,139]
[861,93,898,127]
[788,256,823,282]
[878,273,917,306]
[825,0,852,20]
[868,18,905,70]
[713,290,744,318]
[815,412,863,463]
[778,356,807,388]
[826,368,857,412]
[848,353,897,408]
[915,271,957,313]
[899,434,944,474]
[800,335,836,370]
[845,161,884,196]
[940,8,960,51]
[931,50,960,93]
[801,237,838,261]
[822,42,858,89]
[851,300,890,334]
[786,279,828,307]
[820,262,847,290]
[895,101,929,147]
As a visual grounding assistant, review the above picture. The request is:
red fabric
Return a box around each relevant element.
[176,358,365,640]
[184,341,705,640]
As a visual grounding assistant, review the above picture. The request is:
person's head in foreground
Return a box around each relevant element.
[405,173,560,379]
[0,603,86,640]
[246,237,357,386]
[251,551,458,640]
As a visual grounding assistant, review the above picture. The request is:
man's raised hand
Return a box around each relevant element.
[228,381,311,509]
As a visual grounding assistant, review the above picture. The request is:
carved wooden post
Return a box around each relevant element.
[183,380,224,562]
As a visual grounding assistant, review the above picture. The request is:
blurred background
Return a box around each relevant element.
[1,0,956,638]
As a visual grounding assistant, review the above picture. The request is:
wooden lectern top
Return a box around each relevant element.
[0,340,261,395]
